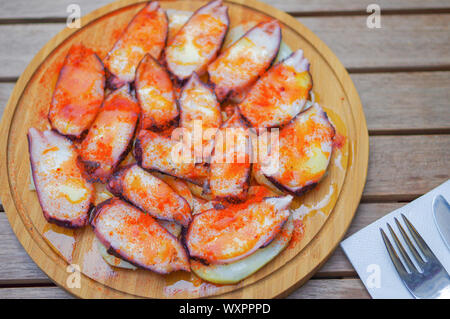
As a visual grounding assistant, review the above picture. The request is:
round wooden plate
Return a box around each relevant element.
[0,0,368,298]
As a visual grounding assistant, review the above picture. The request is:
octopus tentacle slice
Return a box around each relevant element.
[192,196,221,215]
[209,108,251,202]
[186,188,292,264]
[28,128,94,228]
[90,198,190,273]
[263,103,335,195]
[135,54,179,131]
[193,185,276,215]
[165,0,229,81]
[239,49,312,129]
[152,171,195,210]
[158,220,182,238]
[191,212,295,284]
[179,72,222,161]
[207,20,281,102]
[134,129,208,185]
[107,164,192,227]
[103,1,168,89]
[78,86,140,183]
[48,44,105,139]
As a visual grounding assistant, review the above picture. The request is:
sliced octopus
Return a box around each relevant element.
[48,44,105,139]
[186,188,292,264]
[90,198,190,273]
[263,103,335,195]
[28,128,94,228]
[239,49,312,129]
[107,164,192,227]
[165,0,229,81]
[209,109,251,202]
[134,129,208,185]
[135,54,179,131]
[78,86,140,183]
[207,20,281,102]
[103,1,168,89]
[179,72,222,161]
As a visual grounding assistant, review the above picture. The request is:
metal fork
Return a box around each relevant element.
[380,213,450,299]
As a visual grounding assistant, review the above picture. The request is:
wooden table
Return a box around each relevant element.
[0,0,448,299]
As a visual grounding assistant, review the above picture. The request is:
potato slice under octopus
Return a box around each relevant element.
[165,0,229,81]
[207,20,281,102]
[186,189,292,264]
[209,109,251,202]
[103,1,168,89]
[134,129,208,185]
[78,86,140,183]
[90,198,190,273]
[262,103,335,195]
[107,164,192,227]
[239,49,312,129]
[135,54,179,131]
[28,128,94,228]
[48,44,105,139]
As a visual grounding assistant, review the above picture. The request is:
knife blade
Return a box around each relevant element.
[433,195,450,250]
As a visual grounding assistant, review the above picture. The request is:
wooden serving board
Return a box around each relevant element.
[0,0,368,298]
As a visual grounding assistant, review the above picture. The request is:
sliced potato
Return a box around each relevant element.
[96,237,137,270]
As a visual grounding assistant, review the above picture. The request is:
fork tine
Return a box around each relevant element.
[387,222,417,273]
[380,228,408,277]
[401,214,439,262]
[394,217,425,268]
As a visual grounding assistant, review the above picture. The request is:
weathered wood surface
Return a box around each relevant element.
[0,278,370,299]
[0,0,449,299]
[0,14,449,78]
[1,0,449,20]
[352,72,450,133]
[364,135,449,200]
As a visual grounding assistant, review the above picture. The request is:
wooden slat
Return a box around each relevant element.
[0,279,369,299]
[2,71,450,133]
[299,14,450,70]
[0,14,449,78]
[265,0,450,14]
[364,135,450,200]
[0,83,14,115]
[287,279,369,299]
[0,24,61,79]
[352,72,450,132]
[0,214,48,283]
[0,0,449,19]
[0,1,110,20]
[0,286,73,299]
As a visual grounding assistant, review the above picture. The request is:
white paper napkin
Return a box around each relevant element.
[341,179,450,299]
